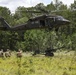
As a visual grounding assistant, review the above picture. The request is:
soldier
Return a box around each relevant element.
[45,46,64,56]
[0,49,4,57]
[16,49,22,58]
[5,49,11,57]
[45,48,54,56]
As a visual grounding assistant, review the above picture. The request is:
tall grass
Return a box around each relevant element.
[0,51,76,75]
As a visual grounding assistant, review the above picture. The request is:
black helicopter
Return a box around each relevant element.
[0,15,70,31]
[0,8,70,31]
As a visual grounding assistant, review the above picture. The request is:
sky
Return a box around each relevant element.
[0,0,74,13]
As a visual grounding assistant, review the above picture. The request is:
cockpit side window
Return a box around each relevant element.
[56,16,64,20]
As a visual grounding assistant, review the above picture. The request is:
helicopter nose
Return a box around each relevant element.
[62,19,70,25]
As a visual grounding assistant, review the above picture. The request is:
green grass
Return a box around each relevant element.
[0,51,76,75]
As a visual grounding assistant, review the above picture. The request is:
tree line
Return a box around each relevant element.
[0,0,76,52]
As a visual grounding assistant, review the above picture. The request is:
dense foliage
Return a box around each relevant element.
[0,1,76,51]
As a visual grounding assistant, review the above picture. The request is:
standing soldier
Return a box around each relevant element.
[17,49,22,58]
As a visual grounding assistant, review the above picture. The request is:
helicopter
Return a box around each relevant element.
[0,8,70,31]
[0,15,70,31]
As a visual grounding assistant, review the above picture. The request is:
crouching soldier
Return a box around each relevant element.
[45,48,54,57]
[5,49,11,57]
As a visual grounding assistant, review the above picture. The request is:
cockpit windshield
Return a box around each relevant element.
[56,16,64,20]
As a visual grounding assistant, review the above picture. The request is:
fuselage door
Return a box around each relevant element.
[45,17,55,27]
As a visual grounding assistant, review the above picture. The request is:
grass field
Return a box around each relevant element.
[0,51,76,75]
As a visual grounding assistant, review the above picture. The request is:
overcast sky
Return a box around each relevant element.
[0,0,74,13]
